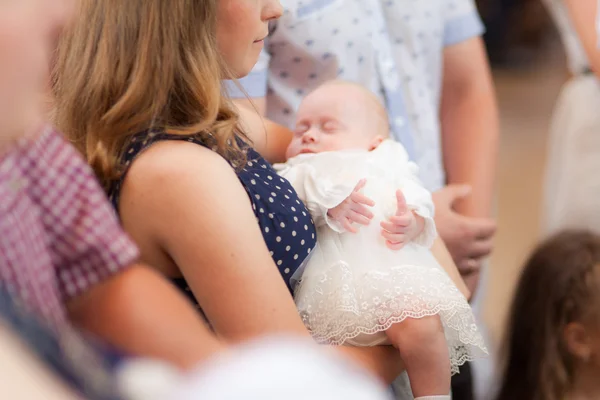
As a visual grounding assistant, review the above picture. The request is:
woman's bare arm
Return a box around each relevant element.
[67,265,224,369]
[121,141,309,341]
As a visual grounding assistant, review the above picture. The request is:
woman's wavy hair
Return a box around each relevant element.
[495,230,600,400]
[51,0,247,189]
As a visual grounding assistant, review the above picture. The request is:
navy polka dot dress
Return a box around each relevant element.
[109,132,317,304]
[243,157,317,281]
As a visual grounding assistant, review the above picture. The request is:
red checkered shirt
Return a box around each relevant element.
[0,126,139,329]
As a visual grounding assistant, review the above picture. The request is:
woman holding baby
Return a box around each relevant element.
[52,0,485,398]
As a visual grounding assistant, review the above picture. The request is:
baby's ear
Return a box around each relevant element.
[368,135,385,151]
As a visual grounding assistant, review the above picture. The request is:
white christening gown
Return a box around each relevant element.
[275,140,487,373]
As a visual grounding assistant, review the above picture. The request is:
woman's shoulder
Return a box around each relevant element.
[117,138,258,247]
[128,138,232,182]
[120,138,246,214]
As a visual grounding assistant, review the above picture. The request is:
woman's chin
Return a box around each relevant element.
[230,65,253,80]
[230,50,264,80]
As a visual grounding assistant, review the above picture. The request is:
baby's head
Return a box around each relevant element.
[286,80,389,159]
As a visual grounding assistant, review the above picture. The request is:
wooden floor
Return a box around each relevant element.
[482,42,567,346]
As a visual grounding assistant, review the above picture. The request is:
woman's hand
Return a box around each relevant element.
[380,190,425,250]
[327,179,375,233]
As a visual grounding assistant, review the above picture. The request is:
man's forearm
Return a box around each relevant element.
[67,265,224,369]
[441,76,499,218]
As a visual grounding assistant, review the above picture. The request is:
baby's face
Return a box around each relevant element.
[286,84,381,159]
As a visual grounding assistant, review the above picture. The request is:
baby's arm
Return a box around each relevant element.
[380,190,427,250]
[377,140,436,247]
[327,179,375,233]
[275,163,373,232]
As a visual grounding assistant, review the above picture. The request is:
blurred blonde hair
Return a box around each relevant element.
[52,0,246,189]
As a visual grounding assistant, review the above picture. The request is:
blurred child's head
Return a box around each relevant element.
[286,80,389,159]
[0,0,73,149]
[496,230,600,400]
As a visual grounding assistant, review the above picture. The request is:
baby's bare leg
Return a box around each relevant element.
[386,316,450,398]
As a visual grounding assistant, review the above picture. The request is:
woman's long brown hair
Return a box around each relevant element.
[495,230,600,400]
[51,0,246,189]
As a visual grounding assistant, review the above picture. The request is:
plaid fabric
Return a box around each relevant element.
[0,125,139,329]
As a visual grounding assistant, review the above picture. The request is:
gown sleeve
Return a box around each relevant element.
[384,141,437,248]
[274,160,356,233]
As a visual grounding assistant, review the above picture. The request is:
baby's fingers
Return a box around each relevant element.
[348,210,372,226]
[351,192,375,207]
[343,218,358,233]
[389,215,412,227]
[353,179,367,192]
[351,203,374,220]
[381,230,405,245]
[380,220,406,234]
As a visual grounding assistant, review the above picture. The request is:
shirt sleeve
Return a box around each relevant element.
[224,48,271,99]
[275,161,355,233]
[384,141,437,248]
[29,128,140,301]
[443,0,485,47]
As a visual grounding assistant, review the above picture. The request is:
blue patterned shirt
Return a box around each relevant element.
[226,0,484,191]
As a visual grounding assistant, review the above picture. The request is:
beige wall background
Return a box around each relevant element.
[483,39,567,346]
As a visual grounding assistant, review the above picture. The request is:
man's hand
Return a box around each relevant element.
[327,179,375,233]
[433,185,496,278]
[380,190,425,250]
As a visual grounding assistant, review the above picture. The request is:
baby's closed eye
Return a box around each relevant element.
[294,123,309,135]
[321,120,340,132]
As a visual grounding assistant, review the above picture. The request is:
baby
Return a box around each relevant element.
[275,81,487,400]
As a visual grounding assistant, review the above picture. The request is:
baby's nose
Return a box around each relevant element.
[302,131,317,143]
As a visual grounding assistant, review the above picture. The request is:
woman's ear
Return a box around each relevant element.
[564,322,592,362]
[368,135,385,151]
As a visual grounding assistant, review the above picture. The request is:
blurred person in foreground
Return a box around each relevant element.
[0,0,222,372]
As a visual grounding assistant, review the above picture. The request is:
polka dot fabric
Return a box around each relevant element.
[243,155,317,287]
[109,132,317,295]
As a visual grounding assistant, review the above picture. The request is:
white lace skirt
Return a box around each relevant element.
[542,76,600,237]
[294,224,488,373]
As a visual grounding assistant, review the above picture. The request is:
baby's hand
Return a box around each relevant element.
[327,179,375,233]
[380,190,425,250]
